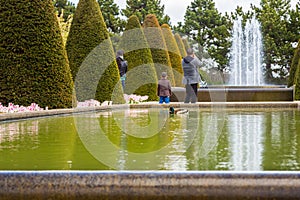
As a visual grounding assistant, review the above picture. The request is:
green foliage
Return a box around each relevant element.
[97,0,125,34]
[53,0,75,22]
[161,24,184,87]
[57,11,73,46]
[118,15,158,100]
[0,0,73,108]
[143,14,175,86]
[287,3,300,86]
[182,0,231,71]
[287,40,300,87]
[295,58,300,100]
[174,33,187,58]
[66,0,124,103]
[287,2,300,43]
[253,0,298,84]
[122,0,170,25]
[175,0,299,83]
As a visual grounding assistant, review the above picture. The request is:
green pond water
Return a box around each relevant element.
[0,108,300,171]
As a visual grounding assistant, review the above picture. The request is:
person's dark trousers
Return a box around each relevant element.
[184,83,198,103]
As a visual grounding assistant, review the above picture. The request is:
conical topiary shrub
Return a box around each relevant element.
[182,38,191,52]
[288,39,300,87]
[161,24,184,87]
[143,14,175,86]
[0,0,73,109]
[118,15,158,101]
[66,0,124,104]
[174,33,187,58]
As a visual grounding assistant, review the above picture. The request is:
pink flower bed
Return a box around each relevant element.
[0,94,150,112]
[0,103,44,113]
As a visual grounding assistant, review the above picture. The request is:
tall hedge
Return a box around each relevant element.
[66,0,124,103]
[118,15,158,100]
[174,33,187,58]
[0,0,73,108]
[143,14,175,86]
[288,39,300,87]
[161,24,184,87]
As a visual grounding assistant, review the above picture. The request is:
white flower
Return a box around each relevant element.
[77,99,101,108]
[124,94,149,104]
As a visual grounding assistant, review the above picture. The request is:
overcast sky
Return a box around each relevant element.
[70,0,297,25]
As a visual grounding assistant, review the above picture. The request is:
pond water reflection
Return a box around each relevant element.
[0,108,299,171]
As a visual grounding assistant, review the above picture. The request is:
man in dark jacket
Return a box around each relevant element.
[182,48,202,103]
[116,50,128,90]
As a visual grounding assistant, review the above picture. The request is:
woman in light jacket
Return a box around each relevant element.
[182,48,202,103]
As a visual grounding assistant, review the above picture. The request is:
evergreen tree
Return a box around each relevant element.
[143,14,175,86]
[122,0,170,25]
[66,0,124,103]
[174,33,187,58]
[288,39,300,87]
[253,0,296,84]
[294,57,300,100]
[288,2,300,43]
[161,24,184,86]
[97,0,125,34]
[0,0,73,108]
[182,0,231,71]
[53,0,75,22]
[231,5,252,20]
[57,11,73,46]
[287,2,300,86]
[118,15,158,100]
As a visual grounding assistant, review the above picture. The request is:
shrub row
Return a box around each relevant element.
[118,15,158,100]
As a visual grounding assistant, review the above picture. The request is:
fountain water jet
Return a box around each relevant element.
[229,16,264,86]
